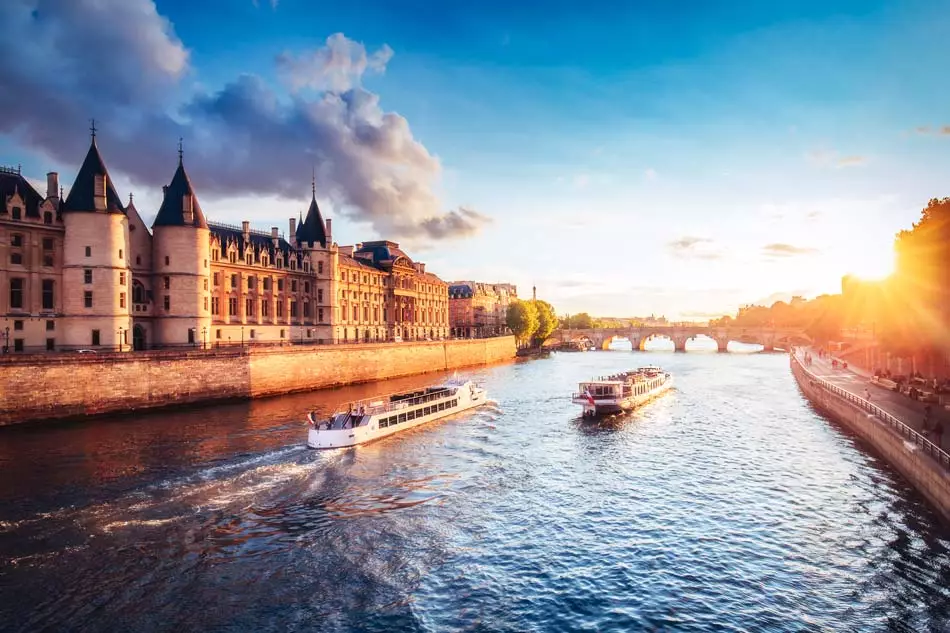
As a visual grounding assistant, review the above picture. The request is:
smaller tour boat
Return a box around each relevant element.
[306,376,488,449]
[572,367,673,417]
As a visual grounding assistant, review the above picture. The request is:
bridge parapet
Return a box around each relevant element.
[555,326,810,352]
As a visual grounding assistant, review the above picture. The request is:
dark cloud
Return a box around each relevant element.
[762,243,818,257]
[0,1,486,242]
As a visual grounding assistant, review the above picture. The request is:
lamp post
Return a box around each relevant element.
[117,327,124,352]
[202,326,207,350]
[1,326,9,354]
[241,326,244,347]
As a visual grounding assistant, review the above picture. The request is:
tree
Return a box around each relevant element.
[531,300,557,347]
[507,300,539,345]
[563,312,593,329]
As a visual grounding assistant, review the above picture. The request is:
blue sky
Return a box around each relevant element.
[2,0,949,319]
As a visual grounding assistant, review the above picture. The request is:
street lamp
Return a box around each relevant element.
[1,326,9,354]
[241,326,244,347]
[202,326,207,350]
[117,327,124,352]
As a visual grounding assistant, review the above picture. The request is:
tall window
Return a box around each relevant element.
[318,261,323,274]
[304,282,310,294]
[248,276,255,290]
[203,296,208,311]
[211,297,220,316]
[84,291,93,308]
[164,276,170,290]
[42,238,54,267]
[278,279,284,291]
[84,269,93,284]
[303,302,310,317]
[291,300,298,317]
[213,272,220,286]
[44,211,52,224]
[119,293,126,309]
[245,297,254,317]
[91,330,100,346]
[229,297,237,316]
[163,295,170,311]
[42,280,54,310]
[85,246,91,257]
[291,280,298,292]
[203,278,209,291]
[277,300,284,318]
[318,307,324,322]
[9,278,24,309]
[231,274,237,288]
[317,289,324,303]
[353,306,358,321]
[364,306,369,321]
[132,282,145,304]
[119,272,126,286]
[262,300,270,317]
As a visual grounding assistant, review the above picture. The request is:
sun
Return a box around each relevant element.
[845,249,895,281]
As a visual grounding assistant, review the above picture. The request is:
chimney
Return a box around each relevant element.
[46,172,59,201]
[325,218,332,245]
[242,221,250,240]
[162,185,168,198]
[271,226,279,247]
[289,218,297,247]
[182,194,193,225]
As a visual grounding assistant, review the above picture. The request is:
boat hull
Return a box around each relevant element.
[307,388,487,449]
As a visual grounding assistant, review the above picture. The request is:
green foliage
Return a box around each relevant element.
[507,300,539,344]
[561,313,593,329]
[531,300,557,346]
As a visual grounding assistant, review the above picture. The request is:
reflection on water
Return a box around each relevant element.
[1,352,949,632]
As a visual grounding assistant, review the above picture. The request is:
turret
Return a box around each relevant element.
[60,126,132,350]
[150,141,211,347]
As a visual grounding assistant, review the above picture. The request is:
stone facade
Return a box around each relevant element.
[0,134,449,352]
[448,281,517,338]
[0,336,516,424]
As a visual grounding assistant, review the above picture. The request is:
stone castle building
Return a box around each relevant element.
[0,133,449,352]
[448,281,517,338]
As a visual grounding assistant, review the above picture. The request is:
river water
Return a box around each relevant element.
[1,351,949,632]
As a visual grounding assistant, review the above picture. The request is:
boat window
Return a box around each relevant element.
[379,419,388,428]
[424,406,431,415]
[407,410,416,421]
[398,413,407,423]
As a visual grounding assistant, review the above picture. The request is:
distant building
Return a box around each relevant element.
[448,281,517,338]
[0,131,449,353]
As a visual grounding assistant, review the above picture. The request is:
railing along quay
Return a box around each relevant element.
[792,352,950,473]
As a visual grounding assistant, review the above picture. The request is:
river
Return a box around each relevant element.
[1,351,949,632]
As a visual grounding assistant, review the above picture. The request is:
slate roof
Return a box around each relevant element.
[296,192,327,247]
[356,240,414,266]
[339,253,383,271]
[63,140,125,214]
[449,284,474,299]
[153,160,208,228]
[208,222,294,261]
[0,167,43,218]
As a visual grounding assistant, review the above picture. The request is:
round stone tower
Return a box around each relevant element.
[60,133,133,350]
[150,150,211,347]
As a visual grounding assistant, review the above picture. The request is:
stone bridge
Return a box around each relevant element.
[554,326,811,352]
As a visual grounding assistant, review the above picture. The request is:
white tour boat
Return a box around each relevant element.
[306,376,488,449]
[572,366,673,417]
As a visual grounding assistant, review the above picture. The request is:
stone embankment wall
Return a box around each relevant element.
[0,337,516,425]
[791,356,950,525]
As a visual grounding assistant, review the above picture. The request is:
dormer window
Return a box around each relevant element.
[43,211,52,224]
[246,254,253,266]
[12,206,21,220]
[290,259,296,271]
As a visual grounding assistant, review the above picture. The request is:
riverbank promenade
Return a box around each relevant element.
[803,349,949,453]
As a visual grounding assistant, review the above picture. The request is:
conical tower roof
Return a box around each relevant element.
[63,137,125,214]
[296,182,327,247]
[153,155,208,229]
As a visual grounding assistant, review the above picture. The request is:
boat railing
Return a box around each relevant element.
[336,386,459,418]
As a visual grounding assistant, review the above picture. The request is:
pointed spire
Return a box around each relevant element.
[296,178,328,248]
[153,147,207,228]
[129,192,134,205]
[89,119,97,144]
[311,166,316,199]
[177,137,183,165]
[64,127,124,214]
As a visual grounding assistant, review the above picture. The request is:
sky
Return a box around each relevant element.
[2,0,949,320]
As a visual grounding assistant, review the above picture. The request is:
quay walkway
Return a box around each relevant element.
[803,350,949,453]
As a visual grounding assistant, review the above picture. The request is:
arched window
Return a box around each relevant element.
[132,280,145,304]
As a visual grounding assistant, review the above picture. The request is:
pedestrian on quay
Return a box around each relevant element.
[865,389,871,401]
